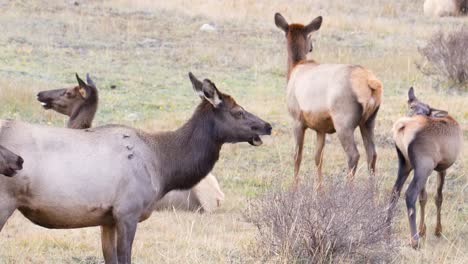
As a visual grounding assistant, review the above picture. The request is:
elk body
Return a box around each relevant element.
[0,73,271,264]
[37,74,224,212]
[424,0,467,16]
[0,145,23,177]
[388,88,462,248]
[274,13,382,187]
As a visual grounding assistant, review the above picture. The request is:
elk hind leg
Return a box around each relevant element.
[359,106,379,176]
[336,128,360,181]
[435,170,446,237]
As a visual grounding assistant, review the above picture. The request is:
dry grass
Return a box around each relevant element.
[0,0,467,263]
[246,178,398,263]
[417,26,468,92]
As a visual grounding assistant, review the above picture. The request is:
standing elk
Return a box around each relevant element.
[387,87,462,248]
[37,73,224,212]
[274,13,383,188]
[0,145,23,177]
[424,0,467,16]
[0,72,272,263]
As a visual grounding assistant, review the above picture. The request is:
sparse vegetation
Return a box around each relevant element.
[0,0,466,263]
[246,179,399,263]
[417,26,468,92]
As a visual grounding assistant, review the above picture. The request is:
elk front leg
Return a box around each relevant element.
[314,132,326,190]
[116,218,138,264]
[101,224,117,264]
[293,122,306,189]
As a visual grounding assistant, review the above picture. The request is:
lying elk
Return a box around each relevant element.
[37,73,224,212]
[424,0,467,16]
[387,87,462,248]
[0,72,272,263]
[0,145,23,177]
[274,13,383,188]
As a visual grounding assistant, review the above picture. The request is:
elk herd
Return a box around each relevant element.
[0,9,464,264]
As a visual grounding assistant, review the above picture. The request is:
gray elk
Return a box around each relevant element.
[388,87,462,248]
[0,145,23,177]
[424,0,467,16]
[0,73,272,263]
[274,13,383,188]
[37,73,224,212]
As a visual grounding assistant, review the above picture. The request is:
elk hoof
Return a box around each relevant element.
[410,235,420,249]
[419,224,426,237]
[435,226,442,237]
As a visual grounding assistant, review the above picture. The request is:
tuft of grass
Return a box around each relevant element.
[417,26,468,92]
[246,178,400,263]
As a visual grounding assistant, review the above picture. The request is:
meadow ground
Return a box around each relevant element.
[0,0,466,263]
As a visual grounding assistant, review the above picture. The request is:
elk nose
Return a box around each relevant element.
[265,123,272,135]
[16,156,24,169]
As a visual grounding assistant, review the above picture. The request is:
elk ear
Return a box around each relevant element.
[189,72,203,96]
[304,16,322,34]
[86,73,96,88]
[274,13,289,32]
[201,79,222,108]
[430,108,448,117]
[408,87,416,102]
[76,73,88,98]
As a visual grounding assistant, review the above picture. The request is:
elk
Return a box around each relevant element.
[274,13,383,188]
[387,87,462,248]
[0,72,272,263]
[37,74,224,212]
[424,0,467,16]
[0,145,23,177]
[37,73,98,129]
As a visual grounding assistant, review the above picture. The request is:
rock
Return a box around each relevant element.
[199,23,216,32]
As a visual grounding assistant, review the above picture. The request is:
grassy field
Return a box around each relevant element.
[0,0,466,263]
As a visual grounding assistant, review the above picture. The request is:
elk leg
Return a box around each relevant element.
[314,132,326,190]
[116,218,138,264]
[0,198,16,232]
[418,187,427,237]
[435,170,446,237]
[405,163,432,249]
[387,146,412,223]
[293,122,306,189]
[336,128,359,181]
[101,224,117,264]
[359,107,378,176]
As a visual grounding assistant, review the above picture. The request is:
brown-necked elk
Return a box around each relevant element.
[424,0,467,16]
[387,87,462,248]
[37,73,225,213]
[274,13,383,188]
[0,145,23,177]
[37,73,98,129]
[0,72,271,263]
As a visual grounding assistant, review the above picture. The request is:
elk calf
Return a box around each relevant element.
[0,145,23,177]
[388,87,462,248]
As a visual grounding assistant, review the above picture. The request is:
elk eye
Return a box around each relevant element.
[233,111,244,119]
[65,92,73,98]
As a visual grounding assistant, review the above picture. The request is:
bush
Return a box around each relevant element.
[246,179,399,263]
[417,26,468,92]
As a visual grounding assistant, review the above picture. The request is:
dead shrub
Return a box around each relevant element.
[246,179,399,263]
[417,26,468,92]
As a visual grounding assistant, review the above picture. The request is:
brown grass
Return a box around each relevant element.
[0,0,467,263]
[246,178,399,263]
[417,26,468,92]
